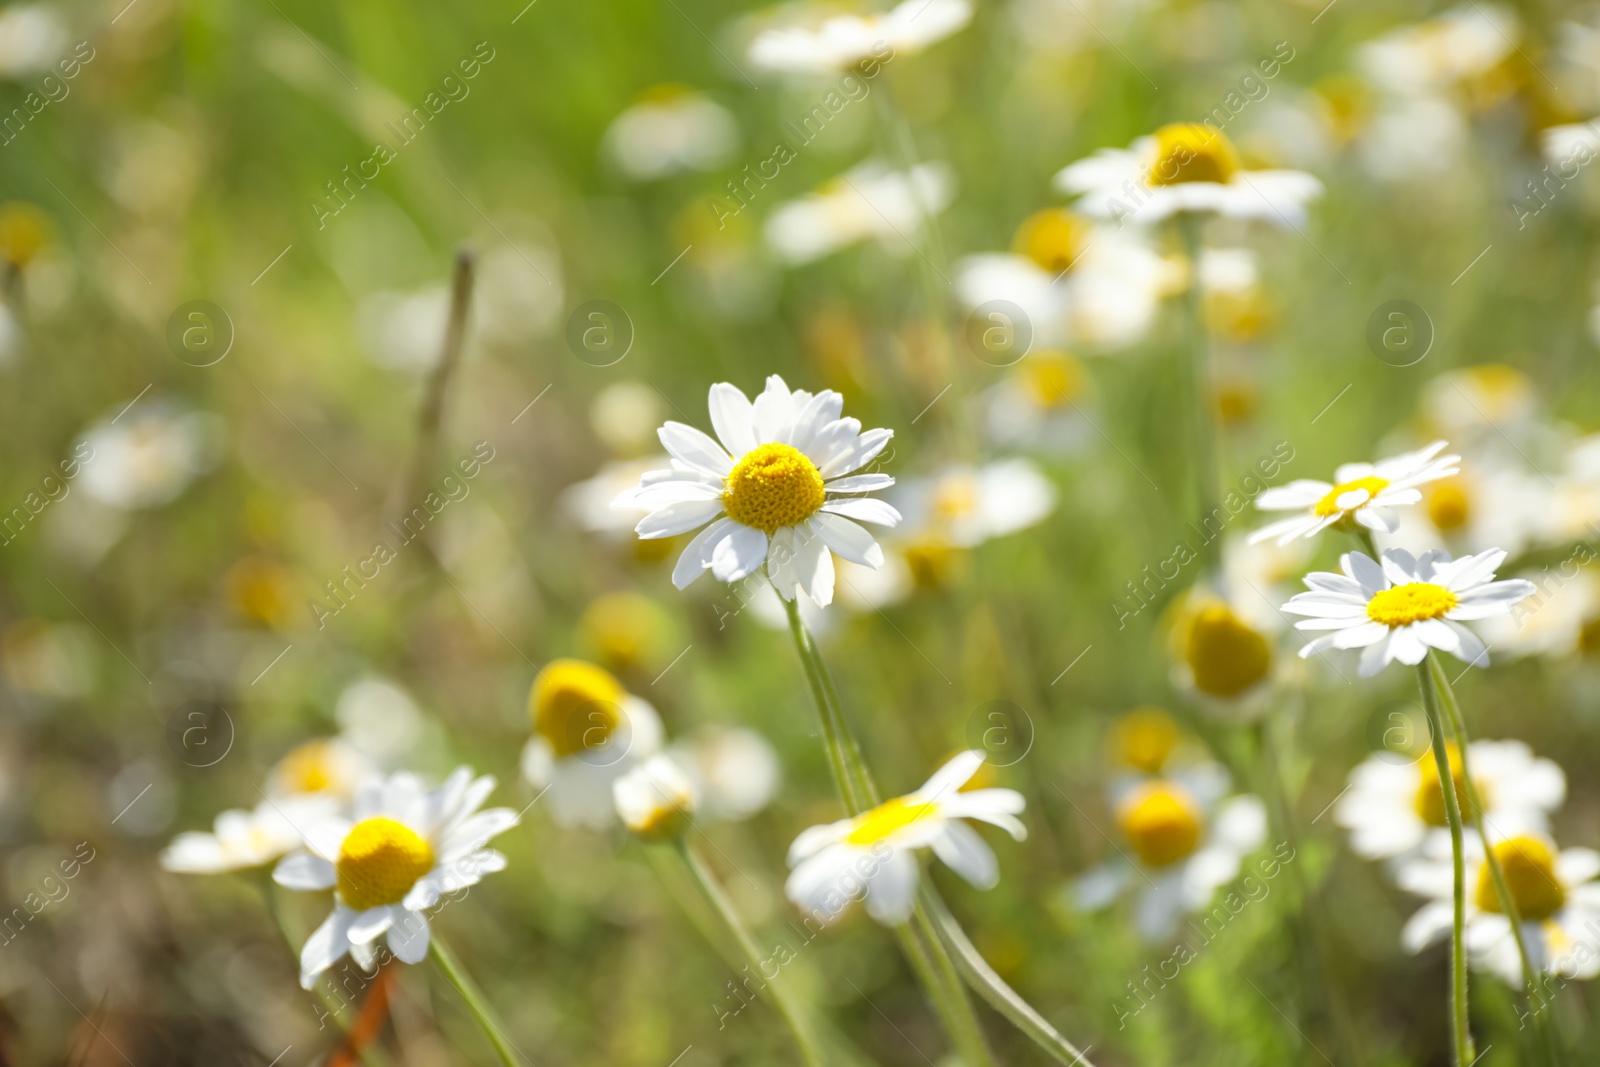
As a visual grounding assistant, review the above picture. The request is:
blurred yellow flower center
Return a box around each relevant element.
[1314,475,1389,516]
[0,202,49,269]
[1414,744,1477,827]
[1185,603,1271,698]
[337,817,435,910]
[1019,352,1084,409]
[1475,835,1566,921]
[1111,707,1180,774]
[1367,583,1458,627]
[934,475,979,522]
[1427,480,1472,531]
[276,740,339,795]
[847,797,939,845]
[531,659,624,757]
[723,443,826,533]
[1012,209,1088,273]
[580,592,664,669]
[903,538,959,588]
[1149,124,1240,186]
[1117,782,1202,867]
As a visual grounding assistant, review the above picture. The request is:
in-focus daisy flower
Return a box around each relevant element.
[1336,741,1565,865]
[765,162,954,266]
[520,659,662,829]
[602,85,738,181]
[747,0,971,75]
[890,458,1056,550]
[1055,124,1323,228]
[1284,548,1537,676]
[1074,777,1267,941]
[1248,440,1460,545]
[1400,832,1600,984]
[161,797,333,874]
[785,751,1024,925]
[666,725,781,821]
[273,767,517,988]
[77,402,215,511]
[613,754,699,841]
[266,738,374,803]
[619,375,901,607]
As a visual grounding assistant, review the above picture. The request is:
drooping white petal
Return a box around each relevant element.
[636,498,726,539]
[863,848,920,925]
[711,525,769,581]
[672,518,736,589]
[387,911,431,964]
[274,852,337,891]
[810,512,884,567]
[931,822,1000,889]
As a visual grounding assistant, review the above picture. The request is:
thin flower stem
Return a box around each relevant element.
[1177,213,1222,579]
[1418,659,1476,1067]
[1427,653,1563,1066]
[429,933,524,1067]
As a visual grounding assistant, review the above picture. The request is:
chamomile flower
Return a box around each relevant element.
[564,457,674,539]
[1478,569,1600,660]
[1248,440,1460,545]
[1400,832,1600,985]
[1073,777,1267,941]
[1054,124,1323,228]
[1284,548,1536,677]
[981,351,1093,453]
[273,768,516,988]
[785,751,1024,925]
[266,738,374,803]
[890,458,1056,549]
[520,659,663,829]
[665,726,781,821]
[619,375,901,607]
[161,796,334,874]
[765,162,954,265]
[747,0,971,75]
[613,754,699,841]
[1165,586,1274,707]
[1336,741,1564,865]
[77,401,216,511]
[602,86,738,181]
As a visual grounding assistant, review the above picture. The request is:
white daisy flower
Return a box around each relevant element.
[520,659,663,829]
[563,456,673,538]
[665,725,781,821]
[1478,569,1600,660]
[765,162,954,266]
[1400,832,1600,985]
[1073,777,1267,942]
[981,352,1094,453]
[1336,741,1565,865]
[747,0,971,75]
[161,796,334,874]
[890,458,1056,549]
[272,766,518,988]
[1283,548,1537,677]
[602,86,739,181]
[785,751,1024,925]
[1357,4,1517,99]
[1054,124,1323,228]
[77,402,216,510]
[613,754,700,841]
[266,737,375,803]
[619,375,902,607]
[0,4,66,78]
[1248,440,1461,545]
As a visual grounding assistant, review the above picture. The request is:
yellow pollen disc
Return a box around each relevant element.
[1185,603,1271,699]
[277,740,338,795]
[1475,835,1566,921]
[337,817,435,910]
[1012,209,1088,274]
[579,592,666,669]
[903,538,959,589]
[933,475,979,523]
[846,797,939,846]
[1117,782,1203,867]
[1367,583,1458,628]
[722,443,826,534]
[1413,743,1478,828]
[530,658,624,757]
[0,202,50,269]
[1313,475,1390,517]
[1019,352,1084,409]
[1110,707,1180,774]
[1427,479,1472,531]
[1149,124,1241,186]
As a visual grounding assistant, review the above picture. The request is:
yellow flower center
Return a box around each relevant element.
[903,538,959,589]
[1578,615,1600,658]
[1012,208,1089,273]
[1185,603,1271,699]
[0,202,50,269]
[1117,782,1203,867]
[722,443,826,534]
[933,475,979,522]
[1149,124,1241,186]
[846,797,939,845]
[579,592,665,669]
[1367,583,1458,628]
[1462,363,1531,417]
[1019,352,1084,409]
[1413,743,1478,828]
[1313,475,1390,517]
[336,817,435,910]
[1110,707,1180,774]
[1475,835,1566,922]
[1427,479,1472,531]
[276,740,339,795]
[530,658,624,758]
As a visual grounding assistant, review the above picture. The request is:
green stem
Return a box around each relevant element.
[1419,659,1476,1067]
[1427,653,1563,1065]
[1177,214,1222,579]
[676,840,826,1067]
[429,933,523,1067]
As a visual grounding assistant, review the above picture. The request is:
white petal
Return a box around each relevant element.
[819,428,893,479]
[795,528,835,607]
[672,517,736,589]
[1401,901,1455,953]
[636,498,726,539]
[658,422,733,476]
[917,751,986,799]
[825,473,895,493]
[931,822,1000,889]
[274,852,337,891]
[388,911,431,964]
[863,848,920,925]
[708,382,759,457]
[821,497,901,527]
[348,905,397,946]
[711,524,769,581]
[809,512,884,567]
[299,907,355,989]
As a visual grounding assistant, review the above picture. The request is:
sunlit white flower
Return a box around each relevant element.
[520,659,662,829]
[266,738,375,803]
[786,751,1024,925]
[748,0,971,75]
[0,5,66,78]
[78,402,214,510]
[1074,776,1267,942]
[1249,440,1460,545]
[161,797,334,874]
[666,725,781,821]
[1383,456,1543,558]
[1400,831,1600,985]
[1284,548,1537,676]
[335,678,424,768]
[1055,124,1322,228]
[613,754,699,840]
[1358,4,1517,98]
[1336,741,1564,865]
[1478,568,1600,660]
[1165,585,1275,709]
[1419,364,1539,445]
[619,375,901,607]
[273,767,517,988]
[765,162,953,265]
[891,458,1055,549]
[563,457,673,538]
[981,352,1092,453]
[603,86,738,180]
